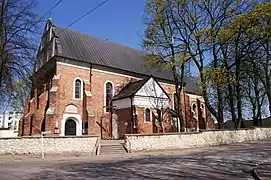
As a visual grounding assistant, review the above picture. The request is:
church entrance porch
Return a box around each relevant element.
[61,114,82,136]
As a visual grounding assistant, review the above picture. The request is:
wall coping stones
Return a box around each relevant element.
[125,127,262,138]
[199,127,256,132]
[125,131,200,137]
[0,135,99,140]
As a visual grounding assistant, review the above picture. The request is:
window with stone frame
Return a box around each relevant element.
[74,79,82,99]
[144,108,151,122]
[200,104,205,118]
[192,103,197,118]
[105,82,113,112]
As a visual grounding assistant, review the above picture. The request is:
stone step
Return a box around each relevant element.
[101,148,125,152]
[100,146,125,151]
[101,145,126,149]
[100,140,124,145]
[99,144,127,155]
[100,150,126,154]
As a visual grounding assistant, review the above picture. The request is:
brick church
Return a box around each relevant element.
[19,19,215,139]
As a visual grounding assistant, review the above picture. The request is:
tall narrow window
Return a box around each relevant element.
[75,79,81,99]
[192,104,197,118]
[105,82,113,112]
[145,108,151,122]
[200,104,205,118]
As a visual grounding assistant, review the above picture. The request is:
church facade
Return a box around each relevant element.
[19,19,215,139]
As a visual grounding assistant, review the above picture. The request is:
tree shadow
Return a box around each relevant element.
[26,140,271,180]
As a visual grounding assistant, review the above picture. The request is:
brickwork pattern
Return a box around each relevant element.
[20,59,215,138]
[115,108,132,138]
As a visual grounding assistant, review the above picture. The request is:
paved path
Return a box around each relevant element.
[252,162,271,180]
[0,139,270,180]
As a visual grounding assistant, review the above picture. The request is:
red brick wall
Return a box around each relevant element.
[20,59,215,137]
[19,65,56,136]
[132,107,173,135]
[136,107,153,134]
[89,70,137,137]
[56,64,90,115]
[162,109,173,133]
[115,108,132,138]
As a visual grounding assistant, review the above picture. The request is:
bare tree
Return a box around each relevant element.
[0,0,41,111]
[143,0,187,131]
[220,1,271,127]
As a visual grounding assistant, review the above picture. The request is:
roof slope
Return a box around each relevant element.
[112,77,150,100]
[53,25,199,94]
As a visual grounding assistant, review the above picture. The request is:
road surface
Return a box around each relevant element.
[0,139,270,180]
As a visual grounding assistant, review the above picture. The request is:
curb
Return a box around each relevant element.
[251,168,261,180]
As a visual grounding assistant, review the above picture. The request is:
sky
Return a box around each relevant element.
[34,0,146,50]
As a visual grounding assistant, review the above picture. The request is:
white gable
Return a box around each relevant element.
[136,77,168,98]
[134,77,169,109]
[112,77,170,109]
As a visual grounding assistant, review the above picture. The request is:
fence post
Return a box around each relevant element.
[41,131,51,159]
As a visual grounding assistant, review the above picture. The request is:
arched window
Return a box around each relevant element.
[74,79,82,99]
[105,82,113,112]
[192,104,197,118]
[144,108,151,122]
[200,104,205,118]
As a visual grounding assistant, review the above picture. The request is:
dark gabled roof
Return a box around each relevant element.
[52,24,199,94]
[113,75,171,101]
[112,76,150,101]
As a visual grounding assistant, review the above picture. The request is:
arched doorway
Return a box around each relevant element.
[65,119,76,135]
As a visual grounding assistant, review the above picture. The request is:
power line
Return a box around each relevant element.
[62,0,109,31]
[39,0,64,21]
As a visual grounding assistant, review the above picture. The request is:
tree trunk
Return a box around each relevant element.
[172,66,184,132]
[212,30,224,129]
[0,0,6,88]
[265,42,271,115]
[228,83,237,128]
[235,38,243,128]
[199,70,223,128]
[236,78,243,128]
[252,105,257,126]
[254,76,261,127]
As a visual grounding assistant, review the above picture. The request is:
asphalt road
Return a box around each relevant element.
[0,139,270,180]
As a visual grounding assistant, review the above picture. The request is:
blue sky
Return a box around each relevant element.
[35,0,146,50]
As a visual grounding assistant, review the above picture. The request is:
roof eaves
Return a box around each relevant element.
[112,95,131,101]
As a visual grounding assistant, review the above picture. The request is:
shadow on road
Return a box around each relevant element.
[27,140,271,180]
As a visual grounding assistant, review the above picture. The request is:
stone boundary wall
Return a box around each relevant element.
[0,135,99,155]
[0,130,18,138]
[124,128,271,152]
